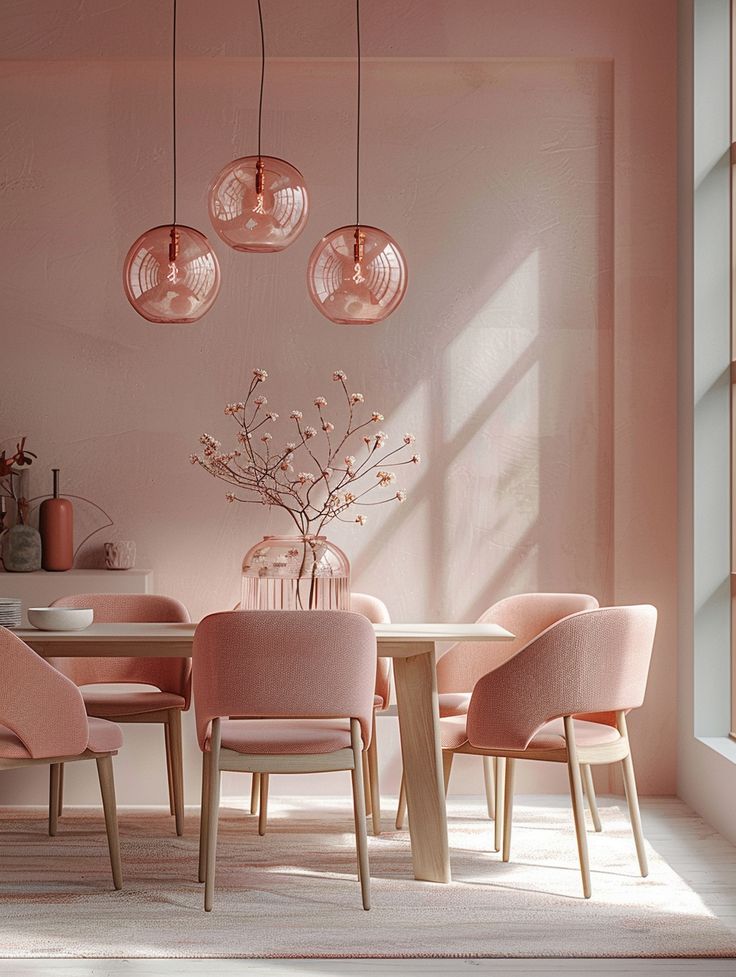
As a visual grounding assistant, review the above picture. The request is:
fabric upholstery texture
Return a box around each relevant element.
[437,692,472,717]
[49,594,191,709]
[81,689,186,717]
[0,627,122,760]
[440,714,622,753]
[436,593,600,696]
[466,605,657,751]
[351,592,391,710]
[210,718,352,755]
[194,610,377,752]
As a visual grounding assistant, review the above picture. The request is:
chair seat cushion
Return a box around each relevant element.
[0,717,122,759]
[440,715,622,753]
[86,716,124,753]
[208,718,353,755]
[438,692,471,717]
[81,688,186,718]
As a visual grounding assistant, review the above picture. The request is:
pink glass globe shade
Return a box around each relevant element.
[306,224,408,325]
[123,224,221,324]
[208,155,309,253]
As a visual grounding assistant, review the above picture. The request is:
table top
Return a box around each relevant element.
[12,620,514,658]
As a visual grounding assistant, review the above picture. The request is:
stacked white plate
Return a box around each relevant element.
[0,598,22,629]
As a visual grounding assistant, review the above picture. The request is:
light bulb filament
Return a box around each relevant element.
[167,261,179,284]
[352,262,365,285]
[253,193,265,215]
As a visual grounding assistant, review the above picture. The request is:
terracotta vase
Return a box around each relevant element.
[39,469,74,571]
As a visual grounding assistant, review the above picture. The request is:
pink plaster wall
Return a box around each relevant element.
[0,1,677,793]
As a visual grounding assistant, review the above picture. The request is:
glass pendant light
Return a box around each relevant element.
[123,0,221,324]
[208,0,309,253]
[307,0,407,326]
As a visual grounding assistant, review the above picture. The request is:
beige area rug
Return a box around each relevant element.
[0,798,734,958]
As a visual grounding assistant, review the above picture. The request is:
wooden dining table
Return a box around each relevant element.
[15,619,514,884]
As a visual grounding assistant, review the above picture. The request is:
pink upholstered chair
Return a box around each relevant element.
[0,626,123,889]
[441,605,657,897]
[396,592,600,848]
[49,593,191,835]
[249,591,391,836]
[194,610,376,912]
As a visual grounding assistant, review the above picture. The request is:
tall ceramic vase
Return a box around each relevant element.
[39,469,74,571]
[1,471,41,572]
[240,535,350,611]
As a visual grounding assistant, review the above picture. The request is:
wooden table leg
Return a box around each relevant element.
[392,642,451,884]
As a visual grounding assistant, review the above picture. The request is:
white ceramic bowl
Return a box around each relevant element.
[27,607,94,631]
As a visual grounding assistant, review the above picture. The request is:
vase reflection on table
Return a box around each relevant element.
[241,534,350,611]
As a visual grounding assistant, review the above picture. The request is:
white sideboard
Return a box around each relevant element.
[0,568,152,624]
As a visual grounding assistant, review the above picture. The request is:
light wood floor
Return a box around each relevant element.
[0,796,734,976]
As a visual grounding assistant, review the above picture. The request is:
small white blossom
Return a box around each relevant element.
[411,454,421,465]
[303,426,317,439]
[260,433,272,443]
[371,412,384,423]
[314,396,327,408]
[266,412,279,420]
[344,455,356,466]
[377,470,396,486]
[332,370,347,382]
[225,492,236,503]
[350,392,364,404]
[403,433,416,445]
[253,368,268,381]
[355,514,367,526]
[290,410,303,420]
[322,421,334,433]
[322,468,333,479]
[395,490,407,503]
[253,395,267,407]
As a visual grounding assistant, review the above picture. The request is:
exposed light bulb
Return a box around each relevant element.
[167,261,179,284]
[352,263,365,285]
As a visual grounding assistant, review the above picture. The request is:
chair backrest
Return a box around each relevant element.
[466,605,657,751]
[0,626,89,759]
[50,594,191,703]
[351,592,391,708]
[436,592,600,693]
[193,610,377,750]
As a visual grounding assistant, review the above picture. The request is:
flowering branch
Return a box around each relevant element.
[191,368,420,534]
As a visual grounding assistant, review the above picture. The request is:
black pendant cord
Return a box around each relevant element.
[172,0,177,228]
[355,0,361,228]
[256,0,265,159]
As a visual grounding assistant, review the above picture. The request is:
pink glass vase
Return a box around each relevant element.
[240,535,350,611]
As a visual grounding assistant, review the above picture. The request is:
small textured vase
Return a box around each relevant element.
[241,535,350,611]
[1,524,42,572]
[104,541,136,570]
[39,469,74,571]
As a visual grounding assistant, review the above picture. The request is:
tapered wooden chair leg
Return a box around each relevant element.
[164,722,175,817]
[350,721,371,910]
[198,751,210,884]
[168,709,185,837]
[502,758,515,862]
[96,755,123,891]
[482,755,496,820]
[565,716,592,898]
[581,763,602,832]
[250,772,261,815]
[494,757,506,853]
[367,713,381,836]
[49,763,61,837]
[204,720,222,912]
[258,773,270,837]
[617,713,648,877]
[58,762,64,817]
[395,772,407,830]
[362,750,372,818]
